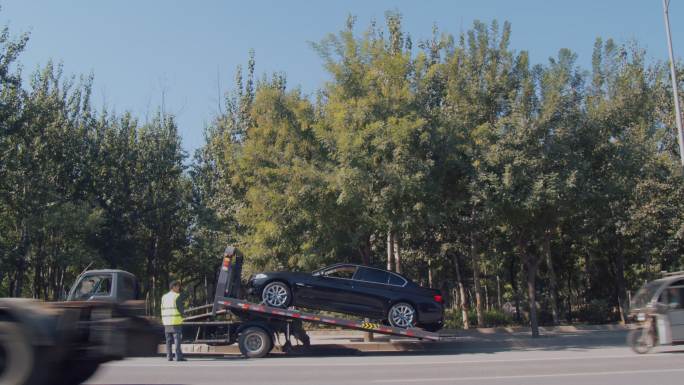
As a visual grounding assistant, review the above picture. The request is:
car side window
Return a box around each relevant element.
[665,282,684,309]
[355,268,390,284]
[323,265,357,279]
[388,274,405,286]
[94,276,112,295]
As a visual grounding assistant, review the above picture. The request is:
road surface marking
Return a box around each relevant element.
[372,368,684,383]
[106,353,673,368]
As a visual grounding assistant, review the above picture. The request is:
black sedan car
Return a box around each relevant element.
[247,263,444,331]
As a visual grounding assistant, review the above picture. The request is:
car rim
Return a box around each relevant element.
[245,334,263,353]
[390,304,415,328]
[263,283,288,307]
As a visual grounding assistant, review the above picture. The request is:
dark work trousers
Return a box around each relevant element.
[165,325,183,360]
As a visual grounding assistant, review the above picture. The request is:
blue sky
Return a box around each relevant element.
[2,0,683,155]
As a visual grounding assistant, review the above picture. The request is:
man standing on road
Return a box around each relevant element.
[162,280,186,361]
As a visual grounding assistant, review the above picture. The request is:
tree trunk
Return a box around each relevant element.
[521,237,540,337]
[393,233,401,274]
[510,253,521,322]
[387,230,394,271]
[614,251,628,324]
[33,236,45,299]
[526,258,540,337]
[544,229,560,325]
[12,220,31,298]
[428,258,433,288]
[496,275,502,309]
[453,253,469,329]
[566,269,573,322]
[359,235,372,266]
[58,269,65,301]
[451,287,459,309]
[484,264,490,311]
[471,231,484,327]
[204,274,210,305]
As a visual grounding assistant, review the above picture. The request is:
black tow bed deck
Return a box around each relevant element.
[216,297,440,341]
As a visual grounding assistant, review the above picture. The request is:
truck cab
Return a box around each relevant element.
[66,269,140,303]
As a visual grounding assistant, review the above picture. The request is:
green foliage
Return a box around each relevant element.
[444,308,514,329]
[576,299,617,324]
[2,9,684,337]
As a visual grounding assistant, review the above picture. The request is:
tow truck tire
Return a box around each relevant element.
[0,321,42,385]
[238,327,273,358]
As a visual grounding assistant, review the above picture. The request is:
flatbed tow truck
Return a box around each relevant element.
[179,247,440,358]
[1,246,440,384]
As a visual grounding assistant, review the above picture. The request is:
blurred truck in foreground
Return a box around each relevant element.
[0,269,158,385]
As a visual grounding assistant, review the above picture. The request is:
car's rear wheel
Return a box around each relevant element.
[388,302,416,329]
[261,281,291,308]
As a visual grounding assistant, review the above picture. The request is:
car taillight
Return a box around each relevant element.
[433,295,443,303]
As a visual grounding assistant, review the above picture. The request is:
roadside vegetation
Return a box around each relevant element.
[1,10,683,334]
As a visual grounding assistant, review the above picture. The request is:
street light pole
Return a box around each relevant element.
[663,0,684,166]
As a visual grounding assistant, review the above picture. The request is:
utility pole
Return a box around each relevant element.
[663,0,684,166]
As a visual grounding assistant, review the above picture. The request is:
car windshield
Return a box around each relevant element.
[631,280,661,309]
[70,274,112,300]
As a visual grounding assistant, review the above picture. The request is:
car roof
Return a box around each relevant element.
[81,269,135,277]
[322,263,410,279]
[655,274,684,286]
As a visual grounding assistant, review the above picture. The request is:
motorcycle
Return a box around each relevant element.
[626,310,657,354]
[627,271,684,354]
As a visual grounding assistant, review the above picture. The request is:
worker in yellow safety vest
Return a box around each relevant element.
[161,280,186,361]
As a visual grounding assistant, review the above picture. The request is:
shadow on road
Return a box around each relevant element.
[274,330,635,358]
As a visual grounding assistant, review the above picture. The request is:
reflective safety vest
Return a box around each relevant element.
[161,291,183,326]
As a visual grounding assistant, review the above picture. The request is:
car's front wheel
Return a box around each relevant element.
[261,281,291,308]
[388,302,416,329]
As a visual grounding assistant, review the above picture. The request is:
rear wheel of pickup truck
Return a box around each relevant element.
[56,359,101,385]
[238,327,273,358]
[0,321,42,385]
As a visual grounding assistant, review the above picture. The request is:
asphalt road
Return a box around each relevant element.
[86,345,684,385]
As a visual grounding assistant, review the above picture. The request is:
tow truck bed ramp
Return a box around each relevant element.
[216,297,440,341]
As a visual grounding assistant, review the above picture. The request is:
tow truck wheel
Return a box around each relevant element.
[56,359,101,385]
[238,327,273,358]
[0,321,38,385]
